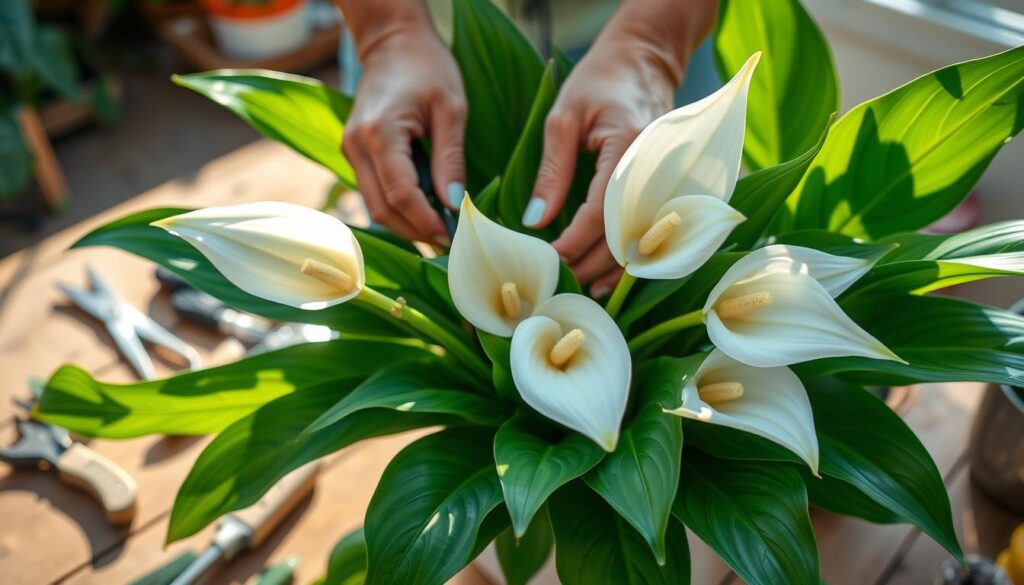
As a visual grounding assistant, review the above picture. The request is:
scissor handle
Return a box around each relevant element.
[56,443,138,525]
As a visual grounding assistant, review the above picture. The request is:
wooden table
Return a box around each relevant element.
[0,140,1019,585]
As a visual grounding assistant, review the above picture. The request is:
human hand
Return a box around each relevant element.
[342,25,466,246]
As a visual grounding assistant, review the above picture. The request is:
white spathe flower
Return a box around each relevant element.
[664,349,819,475]
[703,244,903,367]
[511,294,631,451]
[604,53,761,280]
[152,201,365,310]
[448,196,560,337]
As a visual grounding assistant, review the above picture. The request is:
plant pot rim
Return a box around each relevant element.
[200,0,303,20]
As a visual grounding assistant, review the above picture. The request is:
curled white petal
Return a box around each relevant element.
[704,262,904,367]
[152,201,364,310]
[624,195,746,280]
[448,197,560,337]
[664,350,819,475]
[605,52,759,270]
[510,294,631,451]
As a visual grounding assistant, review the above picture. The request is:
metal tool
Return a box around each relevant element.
[169,462,321,585]
[412,140,457,239]
[0,417,138,524]
[57,266,201,380]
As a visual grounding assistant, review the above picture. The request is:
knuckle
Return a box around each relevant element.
[369,207,393,225]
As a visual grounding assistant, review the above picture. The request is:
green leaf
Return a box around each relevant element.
[0,0,35,78]
[714,0,838,170]
[0,106,31,198]
[31,25,78,98]
[800,294,1024,387]
[805,473,902,524]
[785,46,1024,238]
[673,453,819,585]
[848,252,1024,297]
[477,331,519,404]
[584,356,696,563]
[450,0,543,190]
[878,220,1024,262]
[301,362,503,436]
[323,528,367,585]
[495,507,553,585]
[550,481,690,585]
[776,230,896,260]
[473,175,502,218]
[168,385,449,542]
[726,120,832,249]
[173,70,356,188]
[35,338,432,438]
[364,427,506,585]
[494,413,605,536]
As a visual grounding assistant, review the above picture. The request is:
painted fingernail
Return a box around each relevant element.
[591,286,611,299]
[447,182,465,209]
[522,198,546,228]
[434,235,451,248]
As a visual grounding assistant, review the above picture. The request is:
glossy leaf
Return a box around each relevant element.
[550,481,690,585]
[168,384,449,542]
[323,528,367,585]
[714,0,838,170]
[35,338,431,438]
[301,362,503,435]
[800,294,1024,387]
[173,70,356,187]
[878,220,1024,262]
[805,473,902,525]
[494,413,605,536]
[450,0,543,189]
[584,356,696,563]
[785,46,1024,238]
[477,331,519,404]
[673,453,819,585]
[849,252,1024,297]
[495,507,553,585]
[364,427,505,585]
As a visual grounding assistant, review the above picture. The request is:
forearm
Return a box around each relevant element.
[593,0,718,87]
[334,0,439,61]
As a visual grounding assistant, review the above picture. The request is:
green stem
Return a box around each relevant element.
[604,272,637,319]
[357,287,490,382]
[628,309,704,353]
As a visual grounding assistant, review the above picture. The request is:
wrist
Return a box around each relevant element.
[336,1,440,64]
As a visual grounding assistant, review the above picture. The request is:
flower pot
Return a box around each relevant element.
[200,0,310,61]
[968,299,1024,515]
[476,543,559,585]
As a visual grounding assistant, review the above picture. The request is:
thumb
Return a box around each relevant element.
[523,113,580,229]
[430,98,468,210]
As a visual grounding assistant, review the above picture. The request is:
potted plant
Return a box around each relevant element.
[33,0,1024,583]
[199,0,311,61]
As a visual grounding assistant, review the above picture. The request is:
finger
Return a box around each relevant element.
[430,98,468,210]
[585,132,635,218]
[552,200,604,264]
[589,267,624,300]
[522,113,581,229]
[363,129,450,245]
[571,239,618,285]
[344,136,422,241]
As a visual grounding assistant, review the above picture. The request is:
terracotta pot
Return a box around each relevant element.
[200,0,310,61]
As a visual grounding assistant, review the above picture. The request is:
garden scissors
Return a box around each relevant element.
[57,266,201,380]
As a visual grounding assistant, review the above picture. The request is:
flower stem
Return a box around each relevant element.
[357,287,490,382]
[604,272,637,319]
[628,309,704,353]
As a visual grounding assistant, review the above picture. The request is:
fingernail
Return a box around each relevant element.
[592,286,611,299]
[447,182,465,209]
[434,235,451,248]
[522,198,546,228]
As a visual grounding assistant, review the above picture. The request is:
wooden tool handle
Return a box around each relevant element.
[230,461,320,547]
[56,443,138,525]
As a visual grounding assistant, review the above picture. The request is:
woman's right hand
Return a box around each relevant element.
[340,12,467,246]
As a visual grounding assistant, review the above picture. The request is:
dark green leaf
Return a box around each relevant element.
[673,453,819,585]
[477,331,519,404]
[878,220,1024,262]
[785,46,1024,238]
[173,70,356,187]
[450,0,543,190]
[0,0,34,78]
[31,25,78,98]
[35,338,431,438]
[168,385,448,542]
[584,356,697,563]
[494,414,604,536]
[726,118,832,248]
[364,427,505,585]
[0,106,31,198]
[776,230,896,260]
[495,507,553,585]
[302,362,502,436]
[805,473,902,524]
[323,527,367,585]
[714,0,838,170]
[550,481,690,585]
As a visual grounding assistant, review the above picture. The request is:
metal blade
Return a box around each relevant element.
[126,305,201,371]
[56,282,113,322]
[106,315,157,380]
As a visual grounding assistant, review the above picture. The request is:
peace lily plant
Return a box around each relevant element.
[34,1,1024,584]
